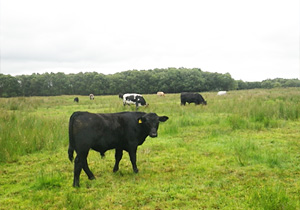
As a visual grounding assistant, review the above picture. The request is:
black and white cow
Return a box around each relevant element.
[89,94,95,100]
[74,97,79,103]
[180,92,207,105]
[123,93,147,108]
[68,111,169,187]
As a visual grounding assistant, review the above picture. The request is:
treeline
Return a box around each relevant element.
[0,68,299,97]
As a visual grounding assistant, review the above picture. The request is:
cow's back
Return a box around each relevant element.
[70,111,146,152]
[72,112,130,137]
[181,92,206,105]
[181,92,195,103]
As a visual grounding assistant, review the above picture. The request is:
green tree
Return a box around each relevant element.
[91,73,109,95]
[0,74,21,97]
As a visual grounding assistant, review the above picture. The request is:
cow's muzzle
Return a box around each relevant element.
[149,132,157,137]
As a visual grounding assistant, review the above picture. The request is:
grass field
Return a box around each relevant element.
[1,88,300,209]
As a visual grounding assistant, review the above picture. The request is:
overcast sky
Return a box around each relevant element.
[0,0,299,81]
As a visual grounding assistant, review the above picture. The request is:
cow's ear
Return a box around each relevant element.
[159,116,169,122]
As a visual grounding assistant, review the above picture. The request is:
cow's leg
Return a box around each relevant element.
[135,102,139,111]
[73,155,82,187]
[113,149,123,172]
[82,156,95,180]
[128,148,138,173]
[73,152,95,187]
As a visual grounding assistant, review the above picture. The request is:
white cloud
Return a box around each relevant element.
[1,0,299,81]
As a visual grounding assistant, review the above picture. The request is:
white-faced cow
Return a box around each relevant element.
[89,94,95,100]
[180,92,207,105]
[157,91,165,97]
[74,97,79,103]
[68,111,169,187]
[123,93,148,109]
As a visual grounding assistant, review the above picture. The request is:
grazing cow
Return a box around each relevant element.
[68,111,169,187]
[157,91,165,97]
[180,92,207,105]
[118,93,124,99]
[74,97,79,103]
[89,94,95,100]
[217,91,227,96]
[123,93,148,108]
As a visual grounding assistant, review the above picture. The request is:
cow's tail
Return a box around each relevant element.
[68,112,78,162]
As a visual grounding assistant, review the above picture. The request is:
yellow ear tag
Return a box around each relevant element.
[138,119,142,124]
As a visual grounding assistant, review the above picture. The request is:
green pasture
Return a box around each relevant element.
[0,88,300,209]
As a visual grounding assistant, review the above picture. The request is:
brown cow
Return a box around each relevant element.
[157,92,165,97]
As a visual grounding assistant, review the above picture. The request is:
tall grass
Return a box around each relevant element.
[0,96,71,162]
[206,88,300,120]
[1,89,300,162]
[250,185,296,209]
[206,88,300,131]
[0,111,67,162]
[229,137,290,168]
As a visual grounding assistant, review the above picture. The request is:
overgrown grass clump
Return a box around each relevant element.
[250,185,297,210]
[0,110,67,162]
[1,88,300,209]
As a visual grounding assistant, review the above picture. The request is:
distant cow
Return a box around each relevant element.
[157,92,165,97]
[180,92,207,105]
[123,93,148,108]
[74,97,79,103]
[217,91,227,96]
[68,111,169,187]
[89,94,95,100]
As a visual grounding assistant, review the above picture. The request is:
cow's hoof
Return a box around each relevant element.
[133,168,139,173]
[113,167,119,173]
[73,183,80,188]
[89,176,96,180]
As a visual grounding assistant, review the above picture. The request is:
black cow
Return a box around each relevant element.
[68,111,169,187]
[74,97,79,103]
[180,92,207,105]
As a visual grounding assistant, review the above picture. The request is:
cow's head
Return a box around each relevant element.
[138,113,168,137]
[136,96,147,106]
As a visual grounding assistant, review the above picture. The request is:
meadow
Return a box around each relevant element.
[0,88,300,209]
